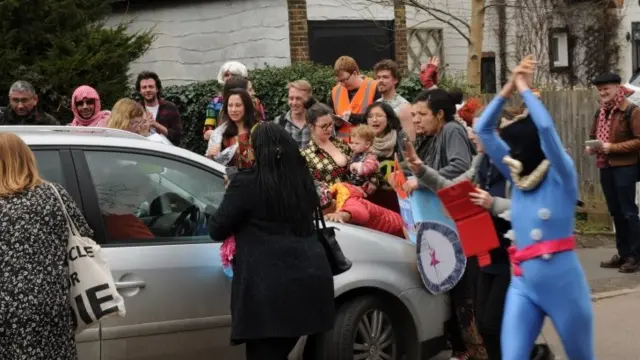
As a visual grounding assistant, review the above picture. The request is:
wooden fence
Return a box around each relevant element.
[478,90,606,209]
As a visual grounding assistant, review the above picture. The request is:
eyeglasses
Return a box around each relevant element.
[336,73,353,83]
[317,122,334,131]
[75,99,96,107]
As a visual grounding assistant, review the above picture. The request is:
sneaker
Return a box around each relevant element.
[530,344,554,360]
[619,257,639,273]
[450,351,470,360]
[600,254,626,269]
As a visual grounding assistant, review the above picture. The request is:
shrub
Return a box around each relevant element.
[163,62,467,153]
[0,0,154,121]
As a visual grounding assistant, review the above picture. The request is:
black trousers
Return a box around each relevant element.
[600,165,640,259]
[245,337,299,360]
[475,271,511,360]
[447,258,483,355]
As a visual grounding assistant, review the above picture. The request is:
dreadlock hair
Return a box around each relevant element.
[251,122,319,236]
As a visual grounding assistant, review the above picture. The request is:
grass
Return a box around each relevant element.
[575,218,612,233]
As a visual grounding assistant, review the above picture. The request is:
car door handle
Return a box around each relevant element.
[115,280,146,290]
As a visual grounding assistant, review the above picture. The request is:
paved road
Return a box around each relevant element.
[431,247,640,359]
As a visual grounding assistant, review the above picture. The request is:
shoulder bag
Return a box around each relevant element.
[49,183,126,333]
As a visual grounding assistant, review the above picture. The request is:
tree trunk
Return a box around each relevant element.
[467,0,485,95]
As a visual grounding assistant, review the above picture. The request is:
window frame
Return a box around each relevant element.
[70,146,226,247]
[548,27,572,73]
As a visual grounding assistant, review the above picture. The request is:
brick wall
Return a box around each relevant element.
[394,1,408,71]
[288,0,408,68]
[287,0,310,63]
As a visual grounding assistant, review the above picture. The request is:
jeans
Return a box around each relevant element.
[600,165,640,259]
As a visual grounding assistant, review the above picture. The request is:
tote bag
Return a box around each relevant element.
[49,183,126,333]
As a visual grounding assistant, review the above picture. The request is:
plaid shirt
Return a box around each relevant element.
[275,111,311,149]
[301,138,353,185]
[143,99,183,146]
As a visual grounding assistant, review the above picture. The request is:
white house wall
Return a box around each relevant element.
[618,2,640,82]
[106,0,291,86]
[307,0,393,20]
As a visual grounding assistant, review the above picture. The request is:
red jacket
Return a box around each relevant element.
[336,183,404,237]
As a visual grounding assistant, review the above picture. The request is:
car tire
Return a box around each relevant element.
[309,295,404,360]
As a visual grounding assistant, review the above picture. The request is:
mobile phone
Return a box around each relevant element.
[584,139,602,149]
[225,166,238,179]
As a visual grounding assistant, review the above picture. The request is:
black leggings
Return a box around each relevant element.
[245,337,299,360]
[475,271,511,360]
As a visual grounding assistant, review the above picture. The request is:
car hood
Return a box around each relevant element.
[331,222,417,264]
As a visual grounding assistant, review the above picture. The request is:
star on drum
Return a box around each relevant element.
[429,248,440,267]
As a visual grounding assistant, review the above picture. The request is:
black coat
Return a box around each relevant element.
[208,169,335,343]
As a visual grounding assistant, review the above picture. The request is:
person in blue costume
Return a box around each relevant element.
[473,56,594,360]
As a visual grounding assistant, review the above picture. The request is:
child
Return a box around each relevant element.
[317,181,404,238]
[348,124,380,188]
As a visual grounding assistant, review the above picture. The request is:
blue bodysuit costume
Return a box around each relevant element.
[474,90,595,359]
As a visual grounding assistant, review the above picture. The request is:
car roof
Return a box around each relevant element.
[0,126,226,173]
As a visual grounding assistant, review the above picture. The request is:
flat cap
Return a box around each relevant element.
[591,72,622,86]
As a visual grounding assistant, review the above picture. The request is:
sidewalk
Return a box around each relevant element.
[540,247,640,359]
[577,247,640,294]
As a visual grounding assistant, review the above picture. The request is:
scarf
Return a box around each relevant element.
[595,87,626,167]
[372,130,398,159]
[70,85,111,127]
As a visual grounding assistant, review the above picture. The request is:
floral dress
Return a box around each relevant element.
[301,138,352,185]
[0,183,93,360]
[223,133,255,169]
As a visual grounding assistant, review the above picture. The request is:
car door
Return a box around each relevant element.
[30,148,101,360]
[71,148,243,360]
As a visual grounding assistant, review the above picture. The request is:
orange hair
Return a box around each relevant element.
[334,56,359,76]
[0,133,43,196]
[457,97,482,126]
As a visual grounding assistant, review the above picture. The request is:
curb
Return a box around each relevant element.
[591,287,638,302]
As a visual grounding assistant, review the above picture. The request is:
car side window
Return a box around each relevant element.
[33,150,67,187]
[83,151,225,245]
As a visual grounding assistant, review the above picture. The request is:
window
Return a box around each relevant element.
[481,55,497,94]
[549,27,570,71]
[307,20,395,70]
[34,150,66,186]
[84,151,226,244]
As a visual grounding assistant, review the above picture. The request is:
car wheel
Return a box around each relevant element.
[311,296,403,360]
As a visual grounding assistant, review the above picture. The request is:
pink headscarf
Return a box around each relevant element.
[70,85,111,127]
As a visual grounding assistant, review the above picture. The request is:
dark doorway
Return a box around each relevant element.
[632,22,640,79]
[481,55,497,94]
[307,20,395,70]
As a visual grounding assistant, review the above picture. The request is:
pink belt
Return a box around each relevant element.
[508,236,576,276]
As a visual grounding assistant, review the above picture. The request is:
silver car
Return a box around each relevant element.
[4,126,449,360]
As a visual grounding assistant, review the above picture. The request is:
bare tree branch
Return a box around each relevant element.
[404,0,472,43]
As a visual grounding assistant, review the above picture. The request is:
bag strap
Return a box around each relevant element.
[315,206,327,230]
[48,183,81,237]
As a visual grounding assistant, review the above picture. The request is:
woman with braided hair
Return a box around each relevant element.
[209,122,334,360]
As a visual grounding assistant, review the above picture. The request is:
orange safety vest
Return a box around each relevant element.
[331,77,377,142]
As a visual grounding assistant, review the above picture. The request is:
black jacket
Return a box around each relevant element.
[208,168,335,342]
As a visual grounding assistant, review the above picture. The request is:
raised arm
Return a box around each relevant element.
[520,89,575,181]
[415,154,484,192]
[473,96,512,181]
